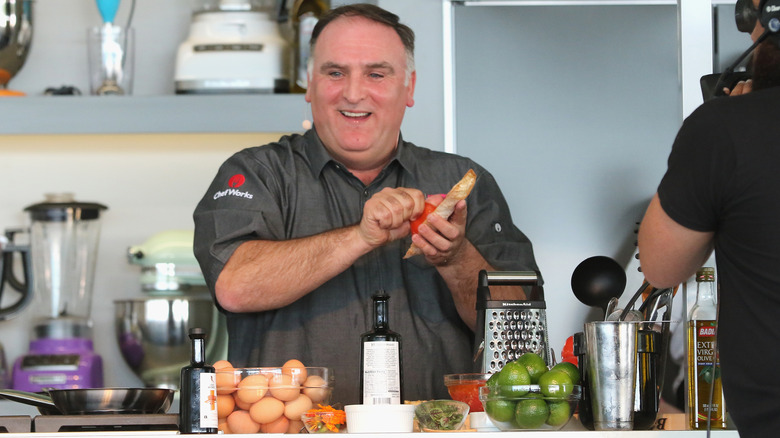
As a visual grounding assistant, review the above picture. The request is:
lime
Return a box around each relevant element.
[538,369,573,398]
[485,399,517,423]
[546,400,571,427]
[516,352,548,384]
[486,370,500,388]
[496,361,531,397]
[551,361,581,385]
[514,398,549,429]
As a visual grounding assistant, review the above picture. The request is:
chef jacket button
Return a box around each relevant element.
[494,223,502,233]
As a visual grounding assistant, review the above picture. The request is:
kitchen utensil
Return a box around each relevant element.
[604,297,619,321]
[175,0,289,94]
[584,321,638,431]
[87,24,134,95]
[0,388,174,415]
[619,281,654,321]
[0,0,33,96]
[0,229,33,320]
[571,256,627,317]
[114,296,226,389]
[473,270,551,373]
[96,0,121,23]
[633,329,661,430]
[10,194,107,392]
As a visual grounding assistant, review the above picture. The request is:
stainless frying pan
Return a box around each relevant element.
[0,388,174,415]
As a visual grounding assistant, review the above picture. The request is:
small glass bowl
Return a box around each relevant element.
[414,399,470,431]
[479,384,581,431]
[301,408,346,433]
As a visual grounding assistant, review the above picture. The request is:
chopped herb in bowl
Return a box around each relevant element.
[414,400,470,431]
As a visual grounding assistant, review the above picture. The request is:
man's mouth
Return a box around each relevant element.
[340,110,371,118]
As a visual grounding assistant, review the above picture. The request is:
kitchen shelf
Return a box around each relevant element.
[0,94,309,135]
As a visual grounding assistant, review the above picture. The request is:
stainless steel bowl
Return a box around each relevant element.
[114,296,227,389]
[0,0,33,89]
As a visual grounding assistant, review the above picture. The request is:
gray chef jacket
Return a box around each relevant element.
[193,128,540,405]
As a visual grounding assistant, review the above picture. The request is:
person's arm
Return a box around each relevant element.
[215,187,425,313]
[638,194,715,289]
[412,199,526,330]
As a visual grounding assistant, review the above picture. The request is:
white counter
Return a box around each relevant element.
[0,431,742,438]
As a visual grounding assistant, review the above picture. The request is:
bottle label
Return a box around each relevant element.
[200,372,219,428]
[362,341,401,405]
[297,14,318,89]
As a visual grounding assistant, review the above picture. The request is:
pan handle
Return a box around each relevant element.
[0,389,57,409]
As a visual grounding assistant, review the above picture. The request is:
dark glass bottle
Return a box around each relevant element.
[179,328,218,434]
[359,290,403,404]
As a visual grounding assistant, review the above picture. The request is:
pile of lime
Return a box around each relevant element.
[483,353,580,429]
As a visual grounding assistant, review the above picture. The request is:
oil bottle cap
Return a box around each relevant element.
[696,267,715,282]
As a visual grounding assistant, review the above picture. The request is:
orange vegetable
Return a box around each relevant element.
[302,404,346,433]
[411,202,437,234]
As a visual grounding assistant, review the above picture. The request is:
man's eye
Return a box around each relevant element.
[328,71,343,78]
[369,73,385,79]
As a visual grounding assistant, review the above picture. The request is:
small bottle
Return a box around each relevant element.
[290,0,328,93]
[359,290,403,404]
[179,328,218,434]
[686,267,727,429]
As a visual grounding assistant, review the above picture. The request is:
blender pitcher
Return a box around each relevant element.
[11,194,108,391]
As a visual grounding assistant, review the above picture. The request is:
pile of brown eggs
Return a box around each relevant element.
[215,359,334,434]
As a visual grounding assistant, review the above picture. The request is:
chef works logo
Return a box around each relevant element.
[213,174,254,200]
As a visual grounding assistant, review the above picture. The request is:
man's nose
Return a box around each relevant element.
[342,75,365,102]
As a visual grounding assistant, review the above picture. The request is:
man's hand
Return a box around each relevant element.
[358,187,425,248]
[411,196,468,266]
[724,79,753,96]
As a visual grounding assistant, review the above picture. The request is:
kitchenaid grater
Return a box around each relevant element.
[473,270,552,373]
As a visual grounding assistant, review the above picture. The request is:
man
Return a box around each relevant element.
[193,4,539,404]
[638,1,780,435]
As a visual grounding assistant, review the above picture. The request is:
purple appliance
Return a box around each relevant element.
[10,194,107,391]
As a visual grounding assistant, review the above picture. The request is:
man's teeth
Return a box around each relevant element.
[341,111,370,117]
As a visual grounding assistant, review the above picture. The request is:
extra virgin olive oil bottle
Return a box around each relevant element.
[687,267,727,429]
[179,328,218,434]
[359,290,403,404]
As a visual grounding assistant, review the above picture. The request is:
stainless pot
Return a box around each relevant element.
[0,388,174,415]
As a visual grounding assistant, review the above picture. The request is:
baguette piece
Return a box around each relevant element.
[403,169,477,259]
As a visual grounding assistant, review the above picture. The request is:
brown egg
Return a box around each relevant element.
[270,373,301,402]
[233,393,252,411]
[261,415,290,433]
[216,367,239,395]
[213,359,233,370]
[218,419,232,434]
[282,359,308,384]
[226,410,260,434]
[236,374,269,404]
[284,393,313,420]
[217,394,236,419]
[287,419,305,434]
[249,396,285,424]
[302,375,329,403]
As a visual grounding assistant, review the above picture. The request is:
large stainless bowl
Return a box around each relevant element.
[114,296,227,389]
[0,0,33,90]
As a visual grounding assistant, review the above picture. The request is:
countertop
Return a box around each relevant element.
[0,431,743,437]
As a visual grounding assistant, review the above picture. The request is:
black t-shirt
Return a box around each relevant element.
[193,129,540,405]
[658,87,780,437]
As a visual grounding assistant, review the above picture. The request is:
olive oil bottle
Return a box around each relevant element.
[359,290,403,404]
[686,267,727,429]
[179,328,218,434]
[290,0,329,93]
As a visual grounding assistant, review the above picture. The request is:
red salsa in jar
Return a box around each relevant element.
[447,381,485,412]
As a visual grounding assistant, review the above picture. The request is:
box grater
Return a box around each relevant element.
[473,270,552,373]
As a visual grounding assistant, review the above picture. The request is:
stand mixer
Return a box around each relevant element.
[0,0,33,96]
[8,194,107,392]
[115,230,227,389]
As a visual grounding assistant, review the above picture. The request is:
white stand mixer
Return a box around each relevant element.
[175,0,289,94]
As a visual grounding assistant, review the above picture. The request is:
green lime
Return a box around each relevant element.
[516,352,548,384]
[551,361,581,385]
[486,370,500,388]
[485,399,517,423]
[546,400,571,427]
[496,361,531,397]
[514,398,549,429]
[538,369,573,398]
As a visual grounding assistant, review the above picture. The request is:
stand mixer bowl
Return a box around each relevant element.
[0,0,33,94]
[115,295,227,389]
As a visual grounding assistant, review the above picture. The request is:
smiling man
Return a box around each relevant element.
[193,4,539,405]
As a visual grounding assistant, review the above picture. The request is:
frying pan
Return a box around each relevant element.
[0,388,174,415]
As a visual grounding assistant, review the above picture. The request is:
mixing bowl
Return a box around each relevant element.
[479,384,581,431]
[114,296,227,389]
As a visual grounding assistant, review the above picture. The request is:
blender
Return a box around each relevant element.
[174,0,289,94]
[10,194,107,391]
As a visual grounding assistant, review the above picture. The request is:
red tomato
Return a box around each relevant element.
[410,202,437,234]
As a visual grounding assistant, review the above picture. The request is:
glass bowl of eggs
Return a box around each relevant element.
[214,359,334,434]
